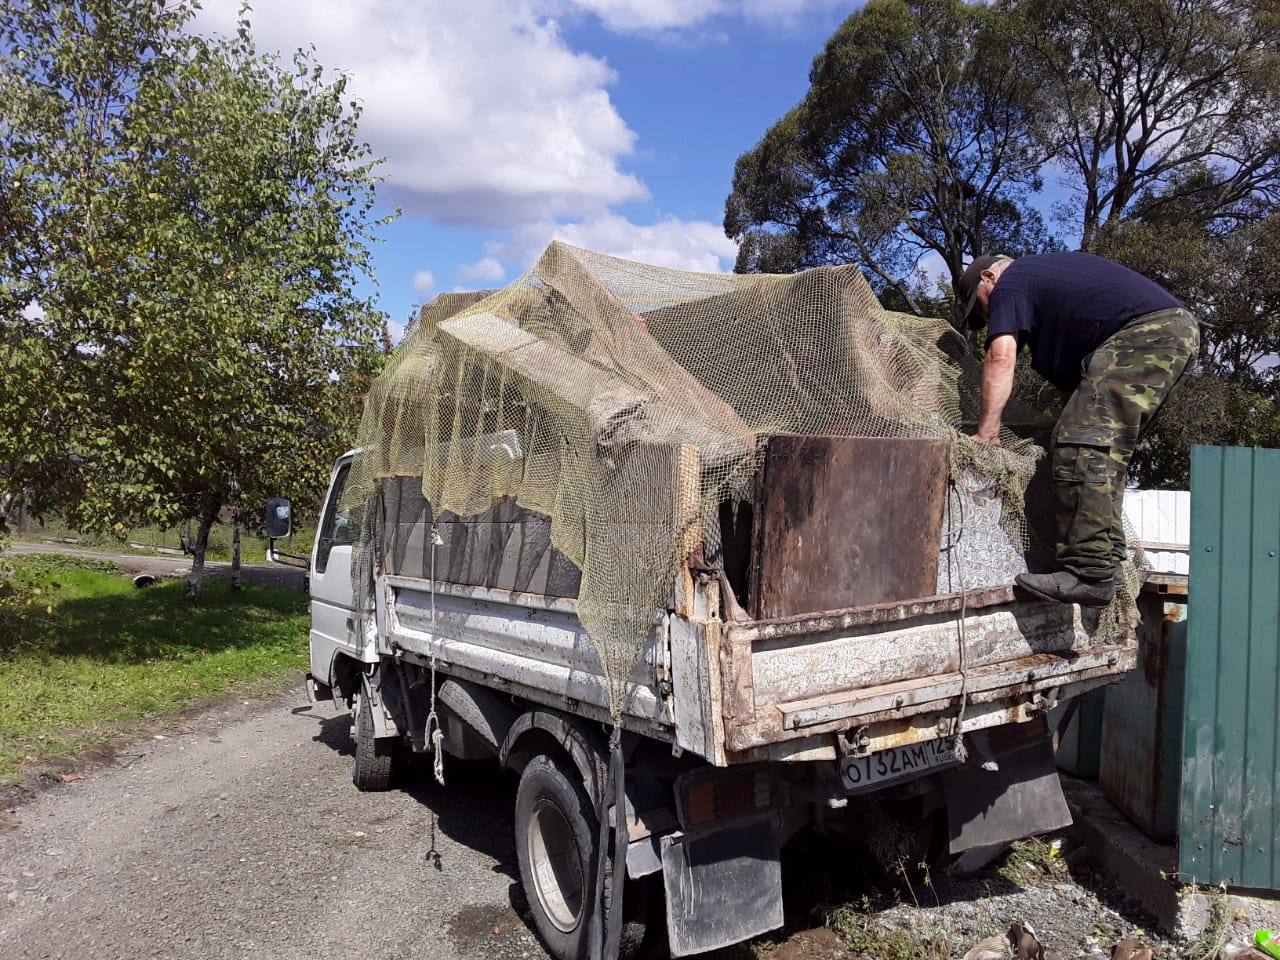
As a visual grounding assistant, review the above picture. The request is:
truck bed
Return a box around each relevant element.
[380,573,1136,767]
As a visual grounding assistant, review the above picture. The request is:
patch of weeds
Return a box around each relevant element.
[997,837,1068,887]
[858,801,942,908]
[824,896,952,960]
[1182,884,1240,960]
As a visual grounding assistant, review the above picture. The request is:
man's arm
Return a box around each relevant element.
[974,333,1018,445]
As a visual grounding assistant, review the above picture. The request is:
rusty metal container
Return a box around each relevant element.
[747,435,950,619]
[1098,589,1188,841]
[1052,688,1105,779]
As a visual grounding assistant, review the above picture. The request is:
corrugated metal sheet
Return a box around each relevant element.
[1124,489,1190,576]
[1180,445,1280,890]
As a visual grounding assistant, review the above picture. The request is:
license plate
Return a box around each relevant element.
[840,738,957,792]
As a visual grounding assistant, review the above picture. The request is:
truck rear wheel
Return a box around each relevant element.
[514,754,653,960]
[352,691,395,792]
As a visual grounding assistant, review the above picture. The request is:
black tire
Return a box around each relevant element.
[352,690,395,792]
[514,754,654,960]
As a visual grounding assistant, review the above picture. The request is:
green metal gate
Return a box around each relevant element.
[1180,445,1280,889]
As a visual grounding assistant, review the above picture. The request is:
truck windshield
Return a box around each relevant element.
[315,461,353,573]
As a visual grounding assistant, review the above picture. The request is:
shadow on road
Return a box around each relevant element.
[308,709,530,922]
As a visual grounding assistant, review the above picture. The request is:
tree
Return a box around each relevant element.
[724,0,1055,324]
[1004,0,1280,485]
[1016,0,1280,245]
[1093,177,1280,484]
[0,1,389,596]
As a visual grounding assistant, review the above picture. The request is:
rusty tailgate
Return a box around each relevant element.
[718,587,1137,757]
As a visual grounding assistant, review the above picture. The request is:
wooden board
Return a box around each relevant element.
[749,436,949,618]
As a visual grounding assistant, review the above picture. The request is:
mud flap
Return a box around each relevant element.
[662,814,784,957]
[360,673,401,740]
[942,720,1072,854]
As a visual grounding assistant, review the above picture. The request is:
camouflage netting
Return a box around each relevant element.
[346,241,1139,721]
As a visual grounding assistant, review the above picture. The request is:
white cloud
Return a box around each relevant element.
[193,0,646,226]
[494,213,738,274]
[557,0,844,32]
[459,256,507,283]
[412,270,437,295]
[22,301,45,322]
[559,0,720,31]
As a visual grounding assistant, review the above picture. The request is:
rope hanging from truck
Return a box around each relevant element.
[946,473,972,763]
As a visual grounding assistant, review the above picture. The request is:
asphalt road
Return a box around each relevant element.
[4,540,307,591]
[0,687,549,960]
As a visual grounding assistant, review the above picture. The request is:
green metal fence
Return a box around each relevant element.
[1180,445,1280,889]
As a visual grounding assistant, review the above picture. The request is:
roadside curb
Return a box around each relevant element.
[1062,774,1279,939]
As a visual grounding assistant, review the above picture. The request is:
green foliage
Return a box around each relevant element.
[1182,883,1236,960]
[825,897,953,960]
[0,553,308,780]
[0,1,390,595]
[724,0,1055,325]
[0,530,37,644]
[727,0,1280,482]
[1014,0,1280,243]
[1020,0,1280,485]
[1093,175,1280,485]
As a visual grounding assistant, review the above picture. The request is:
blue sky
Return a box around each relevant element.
[195,1,854,338]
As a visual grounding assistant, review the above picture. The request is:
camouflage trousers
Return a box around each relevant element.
[1053,308,1200,581]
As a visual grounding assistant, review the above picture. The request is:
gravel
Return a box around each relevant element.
[0,687,1266,960]
[0,687,545,960]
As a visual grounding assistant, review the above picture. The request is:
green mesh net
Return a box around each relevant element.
[346,241,1138,721]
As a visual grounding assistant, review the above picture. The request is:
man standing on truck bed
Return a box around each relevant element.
[958,251,1199,607]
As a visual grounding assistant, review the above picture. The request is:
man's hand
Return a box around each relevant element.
[972,426,1002,447]
[975,333,1018,446]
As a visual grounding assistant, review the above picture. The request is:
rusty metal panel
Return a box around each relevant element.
[720,590,1133,753]
[749,436,949,618]
[1098,591,1188,841]
[1180,445,1280,890]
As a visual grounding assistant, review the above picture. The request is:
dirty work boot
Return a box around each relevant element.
[1015,570,1115,608]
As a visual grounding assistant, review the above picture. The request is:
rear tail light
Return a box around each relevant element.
[676,767,773,829]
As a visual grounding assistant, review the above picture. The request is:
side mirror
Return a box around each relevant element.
[265,497,293,539]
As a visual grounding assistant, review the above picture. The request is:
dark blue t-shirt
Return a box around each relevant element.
[985,252,1183,390]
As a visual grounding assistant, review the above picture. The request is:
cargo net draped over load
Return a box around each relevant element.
[345,241,1141,723]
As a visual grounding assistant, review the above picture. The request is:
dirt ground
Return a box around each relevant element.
[0,684,1272,960]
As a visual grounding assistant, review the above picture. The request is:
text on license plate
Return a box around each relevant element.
[840,738,956,792]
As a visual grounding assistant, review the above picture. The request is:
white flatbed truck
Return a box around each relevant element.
[267,443,1136,959]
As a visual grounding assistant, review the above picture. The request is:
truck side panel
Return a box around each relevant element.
[385,576,671,732]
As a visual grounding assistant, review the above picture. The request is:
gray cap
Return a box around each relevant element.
[957,254,1011,329]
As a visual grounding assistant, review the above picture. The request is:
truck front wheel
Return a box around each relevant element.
[514,754,653,960]
[351,691,395,792]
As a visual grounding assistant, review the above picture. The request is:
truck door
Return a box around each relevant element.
[309,457,363,686]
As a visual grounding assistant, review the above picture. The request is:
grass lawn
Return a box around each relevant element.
[0,553,309,781]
